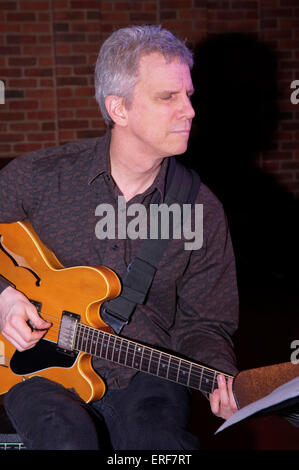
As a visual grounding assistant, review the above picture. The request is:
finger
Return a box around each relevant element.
[4,302,50,350]
[26,303,51,331]
[217,374,230,408]
[227,377,238,410]
[2,325,39,351]
[209,388,220,416]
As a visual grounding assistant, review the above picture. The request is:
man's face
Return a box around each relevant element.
[124,52,195,161]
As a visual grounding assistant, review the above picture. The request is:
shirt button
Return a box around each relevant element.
[111,244,118,250]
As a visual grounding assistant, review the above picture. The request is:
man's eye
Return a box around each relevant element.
[161,95,173,100]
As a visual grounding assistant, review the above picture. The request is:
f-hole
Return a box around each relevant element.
[0,235,41,286]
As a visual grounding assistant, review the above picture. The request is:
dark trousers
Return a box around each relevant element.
[3,372,200,450]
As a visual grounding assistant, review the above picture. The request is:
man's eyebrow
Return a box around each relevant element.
[155,88,195,96]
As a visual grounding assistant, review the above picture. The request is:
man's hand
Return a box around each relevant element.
[209,374,238,420]
[0,286,51,351]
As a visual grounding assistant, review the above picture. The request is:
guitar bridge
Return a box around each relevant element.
[57,311,80,357]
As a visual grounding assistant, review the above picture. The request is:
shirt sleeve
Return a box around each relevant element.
[170,184,239,377]
[0,156,34,293]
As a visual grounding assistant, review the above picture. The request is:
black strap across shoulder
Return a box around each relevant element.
[101,157,201,333]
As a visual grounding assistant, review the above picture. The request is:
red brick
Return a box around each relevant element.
[10,122,40,131]
[0,2,17,9]
[26,89,55,99]
[23,46,53,55]
[55,55,87,65]
[6,13,36,21]
[0,24,21,32]
[13,143,44,153]
[28,133,56,141]
[58,98,87,108]
[41,122,56,131]
[0,133,24,142]
[25,68,53,77]
[21,24,51,33]
[27,111,55,120]
[8,57,37,66]
[6,35,36,44]
[19,1,50,10]
[54,33,86,42]
[0,46,21,55]
[0,68,22,77]
[8,78,37,88]
[161,0,192,8]
[56,76,88,86]
[53,11,85,21]
[0,144,12,153]
[59,120,89,129]
[70,0,100,8]
[9,100,39,110]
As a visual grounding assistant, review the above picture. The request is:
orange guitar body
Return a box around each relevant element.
[0,221,121,403]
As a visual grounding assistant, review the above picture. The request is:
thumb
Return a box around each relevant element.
[26,303,51,330]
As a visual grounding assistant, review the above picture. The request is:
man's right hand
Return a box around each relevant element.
[0,286,51,351]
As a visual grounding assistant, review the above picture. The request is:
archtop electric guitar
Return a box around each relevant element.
[0,221,298,409]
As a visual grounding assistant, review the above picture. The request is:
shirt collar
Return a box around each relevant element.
[88,129,169,202]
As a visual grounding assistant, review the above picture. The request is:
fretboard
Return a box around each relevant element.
[74,323,232,395]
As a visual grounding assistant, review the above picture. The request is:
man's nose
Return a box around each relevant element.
[180,94,195,120]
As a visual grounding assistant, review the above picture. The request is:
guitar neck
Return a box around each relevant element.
[74,323,232,395]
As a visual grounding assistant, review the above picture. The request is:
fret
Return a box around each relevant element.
[106,334,112,360]
[124,340,130,366]
[200,366,204,391]
[85,326,92,353]
[140,348,152,373]
[212,371,217,393]
[148,349,153,373]
[96,332,104,358]
[101,333,109,359]
[177,360,191,386]
[140,344,145,370]
[168,356,180,382]
[118,338,128,365]
[113,337,122,364]
[149,351,160,375]
[79,324,87,352]
[74,326,80,351]
[176,358,181,382]
[187,362,192,387]
[200,370,215,393]
[133,345,143,370]
[89,328,95,355]
[76,325,82,351]
[94,331,102,356]
[126,343,135,368]
[158,353,170,378]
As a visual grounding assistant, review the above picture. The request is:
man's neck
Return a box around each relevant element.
[109,129,163,202]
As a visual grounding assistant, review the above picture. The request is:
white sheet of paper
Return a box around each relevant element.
[215,376,299,433]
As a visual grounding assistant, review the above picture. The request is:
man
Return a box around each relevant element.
[0,25,238,450]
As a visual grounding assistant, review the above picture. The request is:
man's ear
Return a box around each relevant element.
[105,95,128,127]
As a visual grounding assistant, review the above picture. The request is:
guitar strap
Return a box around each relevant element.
[101,157,201,333]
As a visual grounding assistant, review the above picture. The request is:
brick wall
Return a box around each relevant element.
[0,0,298,197]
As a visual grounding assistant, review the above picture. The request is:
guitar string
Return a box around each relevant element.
[75,325,230,383]
[37,312,230,383]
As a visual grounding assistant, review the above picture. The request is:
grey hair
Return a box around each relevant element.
[94,25,193,127]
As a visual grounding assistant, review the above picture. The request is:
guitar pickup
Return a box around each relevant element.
[57,311,80,357]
